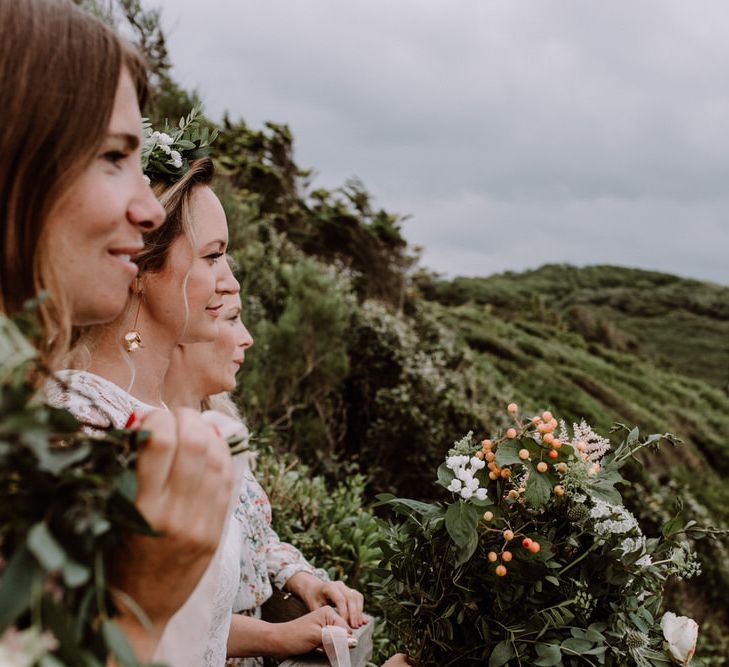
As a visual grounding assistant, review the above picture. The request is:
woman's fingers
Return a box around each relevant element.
[318,606,349,631]
[323,581,364,628]
[134,410,178,502]
[165,407,213,497]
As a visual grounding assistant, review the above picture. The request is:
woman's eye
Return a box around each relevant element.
[103,150,127,165]
[205,251,224,264]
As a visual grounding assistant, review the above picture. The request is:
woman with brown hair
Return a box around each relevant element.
[0,0,234,661]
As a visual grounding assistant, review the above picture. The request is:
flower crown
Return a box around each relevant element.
[141,106,218,183]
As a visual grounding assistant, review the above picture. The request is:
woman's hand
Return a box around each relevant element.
[111,407,233,658]
[269,607,350,657]
[381,654,412,667]
[227,607,349,659]
[285,572,366,628]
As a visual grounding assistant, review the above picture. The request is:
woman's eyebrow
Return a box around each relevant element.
[107,132,140,150]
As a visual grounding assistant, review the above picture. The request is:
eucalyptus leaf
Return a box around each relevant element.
[0,545,39,630]
[488,639,515,667]
[102,620,140,667]
[534,643,562,666]
[27,522,67,571]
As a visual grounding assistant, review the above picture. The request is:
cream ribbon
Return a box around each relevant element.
[321,625,353,667]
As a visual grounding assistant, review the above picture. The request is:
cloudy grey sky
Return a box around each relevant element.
[154,0,729,284]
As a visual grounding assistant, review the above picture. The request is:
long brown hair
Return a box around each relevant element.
[0,0,147,365]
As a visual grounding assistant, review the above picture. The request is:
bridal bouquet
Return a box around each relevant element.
[375,405,718,666]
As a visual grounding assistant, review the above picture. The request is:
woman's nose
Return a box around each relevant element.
[239,324,253,349]
[129,174,165,231]
[216,255,240,295]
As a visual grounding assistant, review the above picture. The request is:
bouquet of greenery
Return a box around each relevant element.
[0,312,157,667]
[375,404,724,666]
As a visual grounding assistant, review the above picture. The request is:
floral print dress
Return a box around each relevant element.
[226,468,328,667]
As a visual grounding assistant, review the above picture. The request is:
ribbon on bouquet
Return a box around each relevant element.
[321,625,357,667]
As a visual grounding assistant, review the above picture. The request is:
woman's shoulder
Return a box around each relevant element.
[45,369,145,429]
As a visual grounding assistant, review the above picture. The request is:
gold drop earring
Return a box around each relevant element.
[123,280,144,353]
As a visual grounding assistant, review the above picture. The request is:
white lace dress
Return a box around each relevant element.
[45,370,241,667]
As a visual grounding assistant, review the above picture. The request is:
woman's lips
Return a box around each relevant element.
[206,304,223,318]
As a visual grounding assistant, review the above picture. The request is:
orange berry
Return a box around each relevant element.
[502,550,513,562]
[487,551,498,562]
[507,403,518,414]
[503,529,514,541]
[528,542,541,554]
[575,440,587,452]
[506,428,517,439]
[489,471,499,480]
[554,485,565,496]
[556,462,567,473]
[552,439,562,449]
[507,489,519,499]
[542,411,553,423]
[548,449,558,459]
[481,439,493,450]
[475,450,484,460]
[518,448,530,460]
[485,451,496,462]
[536,461,548,473]
[543,433,554,445]
[537,423,549,434]
[521,537,532,548]
[531,416,541,425]
[483,511,494,521]
[495,564,507,577]
[500,468,512,479]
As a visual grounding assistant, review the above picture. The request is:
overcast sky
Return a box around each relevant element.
[153,0,729,285]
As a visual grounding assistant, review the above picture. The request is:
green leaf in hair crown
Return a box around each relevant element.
[141,105,219,183]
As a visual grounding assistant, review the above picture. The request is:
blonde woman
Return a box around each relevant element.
[46,154,246,665]
[164,292,369,665]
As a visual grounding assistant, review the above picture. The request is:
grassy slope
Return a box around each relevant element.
[427,263,729,390]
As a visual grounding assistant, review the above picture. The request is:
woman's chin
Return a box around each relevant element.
[180,320,219,345]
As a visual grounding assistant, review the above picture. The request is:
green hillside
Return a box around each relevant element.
[423,264,729,390]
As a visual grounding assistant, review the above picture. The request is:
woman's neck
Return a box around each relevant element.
[162,349,205,411]
[83,309,177,409]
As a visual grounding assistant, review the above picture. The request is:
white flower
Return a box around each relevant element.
[635,554,653,567]
[447,479,462,493]
[460,487,473,499]
[475,488,488,501]
[660,612,698,665]
[466,477,479,491]
[457,468,472,483]
[155,131,174,146]
[0,627,57,667]
[169,150,183,168]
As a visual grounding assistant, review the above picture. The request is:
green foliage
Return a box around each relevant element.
[254,441,384,592]
[0,315,158,665]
